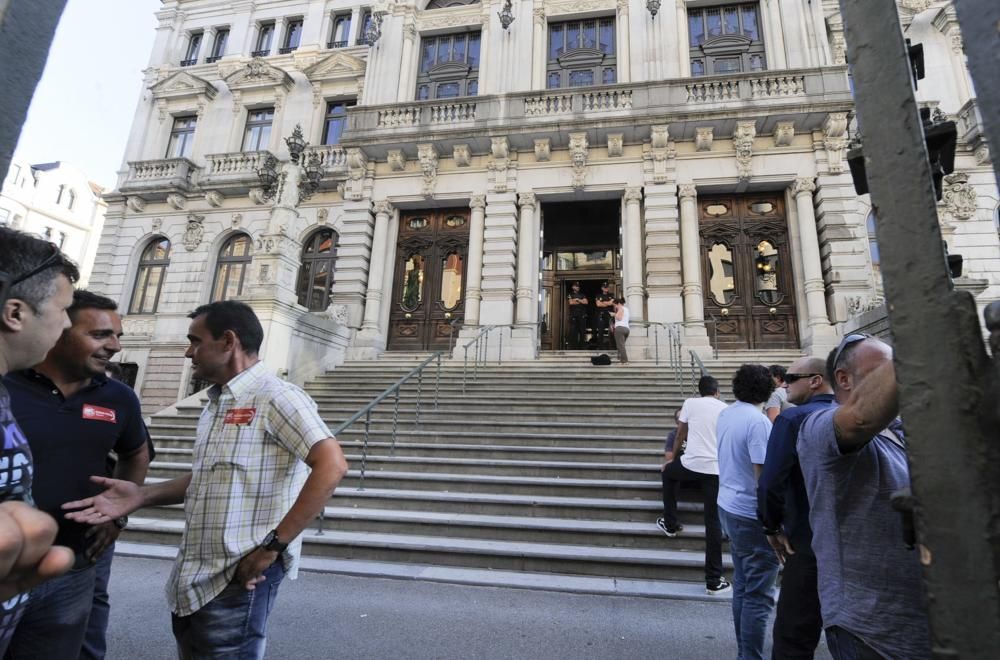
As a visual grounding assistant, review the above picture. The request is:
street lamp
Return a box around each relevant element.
[647,0,662,19]
[285,125,307,163]
[498,0,515,30]
[256,124,324,202]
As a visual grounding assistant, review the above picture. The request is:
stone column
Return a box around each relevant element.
[515,192,538,324]
[792,177,833,334]
[463,195,487,325]
[615,0,631,83]
[478,11,492,95]
[359,200,393,336]
[397,22,417,102]
[764,0,788,69]
[531,8,546,89]
[678,184,709,337]
[622,187,645,320]
[479,191,518,326]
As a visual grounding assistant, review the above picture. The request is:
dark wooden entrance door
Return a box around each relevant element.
[387,209,470,351]
[698,194,799,350]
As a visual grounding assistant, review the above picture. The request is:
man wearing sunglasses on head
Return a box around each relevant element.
[797,335,930,659]
[756,357,834,659]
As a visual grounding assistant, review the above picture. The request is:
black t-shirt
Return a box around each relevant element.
[0,381,34,653]
[568,291,588,317]
[595,293,615,316]
[4,371,149,555]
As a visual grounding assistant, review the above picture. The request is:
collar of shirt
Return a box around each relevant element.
[11,369,107,402]
[807,393,836,405]
[206,361,268,404]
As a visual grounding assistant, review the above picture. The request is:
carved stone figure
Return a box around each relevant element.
[607,134,623,158]
[734,121,757,181]
[534,138,551,162]
[417,144,439,198]
[453,144,471,167]
[387,149,406,172]
[823,112,849,174]
[569,132,588,190]
[695,127,714,152]
[166,193,187,211]
[774,122,795,147]
[205,190,224,208]
[183,213,205,251]
[940,172,978,222]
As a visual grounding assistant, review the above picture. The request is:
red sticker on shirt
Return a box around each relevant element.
[224,408,257,425]
[82,404,117,423]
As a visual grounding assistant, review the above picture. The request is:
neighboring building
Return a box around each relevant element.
[1,160,108,285]
[89,0,1000,412]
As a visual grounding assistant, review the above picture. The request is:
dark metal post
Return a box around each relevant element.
[434,353,441,410]
[358,409,372,491]
[415,370,423,428]
[463,346,468,394]
[839,1,1000,654]
[391,388,400,457]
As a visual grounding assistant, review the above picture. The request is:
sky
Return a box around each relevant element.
[13,0,162,190]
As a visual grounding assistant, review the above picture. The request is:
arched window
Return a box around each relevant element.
[130,237,171,314]
[866,210,880,273]
[296,228,337,310]
[211,233,252,301]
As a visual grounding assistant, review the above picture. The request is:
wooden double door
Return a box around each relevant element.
[699,194,800,349]
[387,209,470,351]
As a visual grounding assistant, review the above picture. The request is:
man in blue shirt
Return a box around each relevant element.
[756,356,834,659]
[5,290,150,659]
[717,364,777,660]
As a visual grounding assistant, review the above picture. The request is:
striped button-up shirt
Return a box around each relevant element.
[166,361,333,616]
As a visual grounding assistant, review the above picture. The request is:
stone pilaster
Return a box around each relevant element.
[622,187,645,320]
[479,191,518,326]
[463,194,488,325]
[515,192,538,324]
[329,198,374,331]
[355,199,394,352]
[678,184,712,352]
[792,177,838,352]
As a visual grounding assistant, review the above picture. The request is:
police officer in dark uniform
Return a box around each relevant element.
[593,281,615,349]
[567,281,589,349]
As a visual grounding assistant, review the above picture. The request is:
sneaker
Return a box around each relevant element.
[655,517,683,537]
[706,578,732,595]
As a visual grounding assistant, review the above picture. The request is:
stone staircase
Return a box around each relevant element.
[122,348,801,599]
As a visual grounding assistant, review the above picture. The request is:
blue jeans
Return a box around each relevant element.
[81,543,115,659]
[172,560,285,660]
[720,508,780,660]
[5,563,97,659]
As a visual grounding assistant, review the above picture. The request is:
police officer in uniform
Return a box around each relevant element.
[593,281,615,349]
[567,281,589,349]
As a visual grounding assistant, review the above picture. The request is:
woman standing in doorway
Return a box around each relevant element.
[612,298,630,365]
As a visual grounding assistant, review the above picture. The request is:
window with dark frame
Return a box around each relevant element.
[281,19,303,53]
[182,31,202,66]
[546,17,617,90]
[67,190,76,210]
[322,100,355,145]
[129,238,171,315]
[58,232,67,249]
[329,14,351,48]
[415,31,481,100]
[254,22,275,56]
[166,116,197,159]
[56,185,65,205]
[211,234,252,302]
[296,228,338,310]
[358,11,373,45]
[688,3,765,77]
[242,108,274,151]
[207,28,228,63]
[866,210,880,273]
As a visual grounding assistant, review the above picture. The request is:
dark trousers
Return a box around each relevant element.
[5,563,96,660]
[661,460,723,585]
[595,313,613,347]
[825,626,885,660]
[568,314,587,348]
[772,548,822,659]
[172,560,284,660]
[81,543,115,660]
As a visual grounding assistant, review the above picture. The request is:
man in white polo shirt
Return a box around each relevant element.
[658,374,730,594]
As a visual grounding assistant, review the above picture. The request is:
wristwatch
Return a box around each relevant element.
[113,516,129,530]
[261,529,288,553]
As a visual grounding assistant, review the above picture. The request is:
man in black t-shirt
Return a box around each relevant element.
[593,282,615,349]
[0,227,78,655]
[5,290,150,660]
[567,281,589,349]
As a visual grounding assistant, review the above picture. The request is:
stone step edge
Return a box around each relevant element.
[113,541,729,602]
[148,455,659,471]
[152,442,660,457]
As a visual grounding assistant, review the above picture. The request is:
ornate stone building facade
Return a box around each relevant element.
[90,0,1000,411]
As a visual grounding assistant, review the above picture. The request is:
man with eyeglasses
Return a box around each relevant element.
[797,335,930,659]
[756,357,834,659]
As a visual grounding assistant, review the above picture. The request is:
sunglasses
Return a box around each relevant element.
[831,332,873,373]
[0,243,62,308]
[785,373,821,383]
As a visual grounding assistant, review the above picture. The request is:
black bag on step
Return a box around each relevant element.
[591,354,612,366]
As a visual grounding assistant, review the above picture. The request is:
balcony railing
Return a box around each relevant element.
[199,151,274,195]
[328,40,348,49]
[206,55,222,64]
[251,49,270,57]
[956,98,984,146]
[119,158,199,200]
[304,145,348,190]
[180,59,197,67]
[279,46,298,54]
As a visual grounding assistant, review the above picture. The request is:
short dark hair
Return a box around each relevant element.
[0,227,80,312]
[732,364,775,404]
[697,375,719,396]
[68,289,117,321]
[188,301,264,354]
[768,364,787,382]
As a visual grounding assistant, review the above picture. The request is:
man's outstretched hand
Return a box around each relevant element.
[0,501,74,600]
[62,476,143,524]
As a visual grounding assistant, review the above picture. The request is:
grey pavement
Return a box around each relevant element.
[106,556,832,660]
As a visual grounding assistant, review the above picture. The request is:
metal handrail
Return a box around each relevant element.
[319,351,444,531]
[705,313,720,359]
[688,350,710,395]
[461,322,542,393]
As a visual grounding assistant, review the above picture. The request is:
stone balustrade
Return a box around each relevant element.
[304,145,347,171]
[204,150,273,176]
[119,158,199,200]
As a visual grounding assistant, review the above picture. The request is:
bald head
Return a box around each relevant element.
[785,356,833,404]
[826,337,893,402]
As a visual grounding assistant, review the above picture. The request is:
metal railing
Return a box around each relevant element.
[705,314,721,359]
[461,323,541,393]
[687,350,710,395]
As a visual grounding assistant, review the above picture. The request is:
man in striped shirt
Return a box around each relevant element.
[64,301,348,659]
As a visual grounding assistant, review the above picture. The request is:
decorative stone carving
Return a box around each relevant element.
[733,121,757,181]
[831,34,847,65]
[823,113,850,174]
[387,149,406,172]
[417,144,439,198]
[122,317,155,336]
[532,7,546,25]
[623,187,642,205]
[792,177,816,197]
[344,148,369,201]
[126,196,146,213]
[205,190,224,207]
[568,132,588,190]
[678,184,697,200]
[322,303,350,325]
[774,122,795,147]
[534,138,551,162]
[615,0,629,13]
[151,217,162,232]
[491,137,509,161]
[607,133,623,158]
[547,0,616,18]
[418,6,483,31]
[249,188,267,205]
[373,200,394,220]
[650,125,671,150]
[470,194,487,210]
[643,125,677,185]
[518,192,537,209]
[695,127,714,152]
[847,294,885,317]
[974,143,991,166]
[231,213,243,227]
[488,137,514,193]
[453,144,471,167]
[950,34,963,54]
[316,209,328,225]
[148,70,217,105]
[166,193,187,211]
[257,263,272,284]
[183,213,205,251]
[940,172,977,221]
[899,0,932,12]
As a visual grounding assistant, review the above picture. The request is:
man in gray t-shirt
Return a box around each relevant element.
[797,336,930,659]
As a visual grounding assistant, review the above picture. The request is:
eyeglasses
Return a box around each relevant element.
[12,243,62,286]
[784,373,821,383]
[831,332,873,374]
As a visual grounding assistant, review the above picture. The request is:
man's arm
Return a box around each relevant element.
[765,406,780,422]
[832,358,899,453]
[84,443,153,561]
[235,438,348,589]
[672,421,689,458]
[63,473,192,524]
